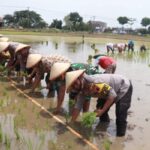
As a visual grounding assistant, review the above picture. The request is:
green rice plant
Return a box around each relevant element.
[14,127,20,140]
[21,136,33,150]
[81,112,97,128]
[91,43,95,49]
[32,105,35,112]
[2,89,8,97]
[17,108,21,114]
[104,139,111,150]
[37,132,45,150]
[0,65,6,72]
[36,112,40,119]
[45,119,49,129]
[68,99,75,108]
[0,124,3,143]
[4,134,11,150]
[64,112,70,124]
[0,99,4,108]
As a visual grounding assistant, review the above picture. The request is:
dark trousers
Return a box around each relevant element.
[116,82,133,136]
[96,82,133,136]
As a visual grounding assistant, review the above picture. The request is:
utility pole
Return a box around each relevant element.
[27,6,30,28]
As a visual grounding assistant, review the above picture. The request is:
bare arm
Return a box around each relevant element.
[95,96,115,117]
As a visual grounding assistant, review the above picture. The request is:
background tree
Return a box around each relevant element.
[13,10,47,28]
[141,17,150,28]
[3,10,47,28]
[3,14,14,27]
[64,12,83,31]
[128,18,136,28]
[50,19,62,29]
[117,16,129,28]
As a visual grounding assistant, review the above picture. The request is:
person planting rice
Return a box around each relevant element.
[0,42,10,66]
[93,52,117,74]
[49,62,100,114]
[106,43,117,53]
[26,54,71,93]
[117,43,127,53]
[65,70,133,137]
[0,41,31,75]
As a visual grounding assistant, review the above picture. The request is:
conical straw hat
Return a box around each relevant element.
[15,43,31,53]
[50,62,71,80]
[65,69,85,93]
[0,37,9,42]
[0,42,9,52]
[26,54,42,68]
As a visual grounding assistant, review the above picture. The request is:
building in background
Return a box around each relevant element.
[88,20,107,32]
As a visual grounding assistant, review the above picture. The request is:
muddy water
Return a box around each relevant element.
[2,35,150,150]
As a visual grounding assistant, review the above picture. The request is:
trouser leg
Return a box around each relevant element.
[116,83,133,136]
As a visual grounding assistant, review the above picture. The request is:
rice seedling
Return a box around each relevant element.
[0,124,3,143]
[32,105,35,112]
[14,127,20,140]
[104,139,111,150]
[68,99,75,108]
[64,111,70,124]
[81,112,97,128]
[36,112,40,119]
[17,107,21,114]
[21,136,33,150]
[2,89,8,97]
[4,134,11,150]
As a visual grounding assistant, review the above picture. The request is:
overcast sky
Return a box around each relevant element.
[0,0,150,28]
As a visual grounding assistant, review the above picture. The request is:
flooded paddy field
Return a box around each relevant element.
[0,34,150,150]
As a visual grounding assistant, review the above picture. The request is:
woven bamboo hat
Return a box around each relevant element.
[50,62,71,80]
[26,54,42,69]
[65,69,85,93]
[0,42,9,52]
[15,43,31,53]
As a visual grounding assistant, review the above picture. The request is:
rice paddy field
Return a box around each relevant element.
[0,33,150,150]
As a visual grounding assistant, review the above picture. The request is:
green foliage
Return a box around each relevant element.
[68,99,75,108]
[117,16,129,26]
[50,19,62,29]
[4,134,11,150]
[141,17,150,28]
[0,125,3,143]
[0,65,6,72]
[104,140,111,150]
[81,112,96,128]
[64,12,84,31]
[3,10,48,28]
[14,128,20,140]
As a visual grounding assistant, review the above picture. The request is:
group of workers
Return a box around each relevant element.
[106,40,147,53]
[0,36,133,137]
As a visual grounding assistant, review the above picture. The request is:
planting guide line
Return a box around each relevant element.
[3,76,100,150]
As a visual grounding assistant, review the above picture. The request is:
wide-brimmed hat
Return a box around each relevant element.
[0,37,9,42]
[65,69,85,93]
[0,42,9,52]
[50,62,71,80]
[26,54,42,69]
[15,43,31,53]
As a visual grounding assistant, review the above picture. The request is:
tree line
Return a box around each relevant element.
[2,9,150,34]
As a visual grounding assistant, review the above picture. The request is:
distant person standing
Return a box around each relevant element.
[128,40,134,51]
